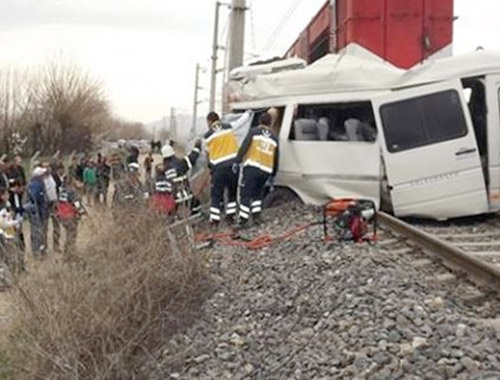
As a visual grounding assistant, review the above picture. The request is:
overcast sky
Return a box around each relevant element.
[0,0,498,123]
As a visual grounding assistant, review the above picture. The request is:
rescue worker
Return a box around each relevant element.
[203,112,239,225]
[162,140,203,217]
[236,112,279,227]
[150,164,175,215]
[55,175,86,254]
[112,162,145,209]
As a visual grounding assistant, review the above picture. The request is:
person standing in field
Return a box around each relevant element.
[144,152,154,180]
[27,167,49,257]
[83,159,98,206]
[97,156,111,206]
[112,163,145,210]
[40,162,60,253]
[8,155,26,189]
[0,187,21,276]
[55,175,86,255]
[8,179,26,259]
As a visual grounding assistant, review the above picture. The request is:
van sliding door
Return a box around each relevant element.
[373,79,488,220]
[485,74,500,211]
[278,101,381,206]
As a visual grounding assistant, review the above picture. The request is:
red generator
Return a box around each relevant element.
[286,0,454,69]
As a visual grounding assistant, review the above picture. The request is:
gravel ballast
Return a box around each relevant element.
[153,204,500,379]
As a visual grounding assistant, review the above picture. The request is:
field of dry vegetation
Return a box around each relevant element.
[0,207,211,379]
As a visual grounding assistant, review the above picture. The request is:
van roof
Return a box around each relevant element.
[399,50,500,87]
[229,46,500,104]
[228,45,404,103]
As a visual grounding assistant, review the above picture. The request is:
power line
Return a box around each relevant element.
[262,0,304,53]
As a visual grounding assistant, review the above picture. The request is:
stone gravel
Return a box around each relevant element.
[152,204,500,379]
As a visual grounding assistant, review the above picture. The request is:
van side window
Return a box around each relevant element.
[234,107,285,135]
[380,90,468,153]
[289,102,377,142]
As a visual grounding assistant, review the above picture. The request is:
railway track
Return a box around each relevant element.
[378,212,500,296]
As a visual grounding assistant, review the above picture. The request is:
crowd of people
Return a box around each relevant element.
[0,108,280,286]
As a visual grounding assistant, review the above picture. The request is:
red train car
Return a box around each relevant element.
[286,0,454,69]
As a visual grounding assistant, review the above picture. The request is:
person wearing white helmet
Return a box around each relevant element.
[161,143,175,163]
[161,139,203,217]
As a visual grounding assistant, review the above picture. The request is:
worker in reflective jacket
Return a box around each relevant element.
[161,140,202,217]
[236,112,279,226]
[203,112,239,225]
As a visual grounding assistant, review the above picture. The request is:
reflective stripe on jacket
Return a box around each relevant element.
[204,122,239,167]
[237,126,279,175]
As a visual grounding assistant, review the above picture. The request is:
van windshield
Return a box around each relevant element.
[289,101,377,142]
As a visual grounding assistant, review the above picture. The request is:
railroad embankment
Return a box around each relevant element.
[153,203,500,379]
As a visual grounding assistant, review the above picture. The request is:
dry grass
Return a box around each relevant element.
[3,207,211,379]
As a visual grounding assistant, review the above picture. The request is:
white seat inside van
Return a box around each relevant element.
[294,119,319,140]
[344,118,362,141]
[317,117,330,141]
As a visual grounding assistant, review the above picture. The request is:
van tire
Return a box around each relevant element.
[263,187,300,209]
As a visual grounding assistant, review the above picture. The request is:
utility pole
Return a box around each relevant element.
[191,63,203,140]
[210,1,222,112]
[228,0,247,73]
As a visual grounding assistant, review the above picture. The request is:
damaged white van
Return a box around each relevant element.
[228,49,500,220]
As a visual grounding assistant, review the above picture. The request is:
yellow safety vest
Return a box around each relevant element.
[205,123,239,166]
[243,131,278,174]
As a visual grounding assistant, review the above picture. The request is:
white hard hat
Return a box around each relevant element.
[128,162,140,172]
[32,167,47,178]
[161,144,175,158]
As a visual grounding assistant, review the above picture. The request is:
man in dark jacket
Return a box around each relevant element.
[203,112,240,225]
[0,159,10,191]
[162,140,202,217]
[9,180,25,261]
[8,155,26,189]
[27,167,49,257]
[236,112,280,227]
[97,156,111,206]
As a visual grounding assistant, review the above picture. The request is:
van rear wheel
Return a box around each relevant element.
[263,187,300,209]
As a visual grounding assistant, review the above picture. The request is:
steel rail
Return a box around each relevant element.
[378,212,500,293]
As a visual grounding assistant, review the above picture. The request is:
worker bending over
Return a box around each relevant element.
[161,140,202,217]
[236,113,280,227]
[203,112,239,225]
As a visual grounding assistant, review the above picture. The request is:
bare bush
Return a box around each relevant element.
[29,61,111,154]
[5,208,211,379]
[0,67,32,153]
[0,59,151,157]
